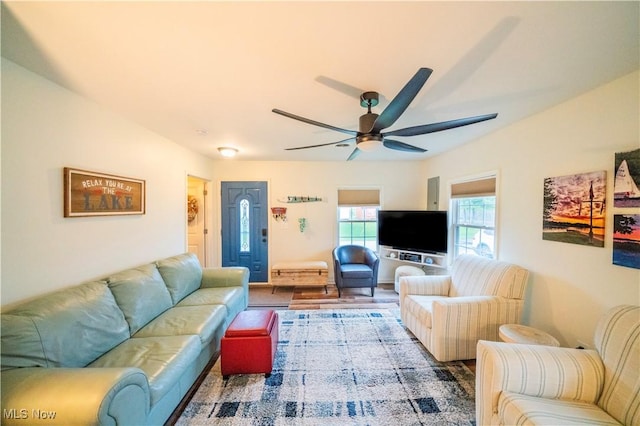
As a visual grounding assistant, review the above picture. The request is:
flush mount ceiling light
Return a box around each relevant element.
[218,147,238,158]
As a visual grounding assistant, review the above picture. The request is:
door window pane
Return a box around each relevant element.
[240,198,250,252]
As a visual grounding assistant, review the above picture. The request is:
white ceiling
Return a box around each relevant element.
[2,1,638,161]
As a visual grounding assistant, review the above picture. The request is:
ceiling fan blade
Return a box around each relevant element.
[285,137,355,151]
[384,113,498,137]
[347,147,361,161]
[272,109,357,136]
[370,68,433,133]
[315,76,389,103]
[383,139,427,153]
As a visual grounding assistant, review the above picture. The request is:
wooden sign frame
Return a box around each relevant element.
[64,168,145,217]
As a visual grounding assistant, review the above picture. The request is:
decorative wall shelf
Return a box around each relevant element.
[278,196,323,204]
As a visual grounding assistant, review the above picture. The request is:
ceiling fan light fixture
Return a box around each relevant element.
[357,140,381,152]
[218,147,238,158]
[356,133,382,152]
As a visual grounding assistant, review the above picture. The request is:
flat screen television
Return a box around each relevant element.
[377,210,448,254]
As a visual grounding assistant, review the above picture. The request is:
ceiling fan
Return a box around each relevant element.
[272,68,498,160]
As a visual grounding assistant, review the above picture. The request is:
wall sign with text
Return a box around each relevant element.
[64,168,145,217]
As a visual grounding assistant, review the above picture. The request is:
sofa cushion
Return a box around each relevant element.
[134,305,227,347]
[177,287,247,329]
[89,335,201,405]
[2,282,130,368]
[156,253,203,304]
[107,264,173,335]
[450,254,528,299]
[177,287,242,307]
[499,391,621,425]
[1,315,46,370]
[339,264,373,279]
[402,295,450,329]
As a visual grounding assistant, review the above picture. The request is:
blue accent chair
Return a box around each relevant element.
[332,245,380,297]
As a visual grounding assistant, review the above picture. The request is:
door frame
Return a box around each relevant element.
[186,175,212,267]
[218,180,270,282]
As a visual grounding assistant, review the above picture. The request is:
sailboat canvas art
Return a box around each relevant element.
[614,149,640,208]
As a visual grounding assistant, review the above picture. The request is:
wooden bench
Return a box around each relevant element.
[271,261,328,293]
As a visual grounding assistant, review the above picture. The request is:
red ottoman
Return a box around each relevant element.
[221,309,279,378]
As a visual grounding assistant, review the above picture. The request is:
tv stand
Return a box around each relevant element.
[380,246,447,269]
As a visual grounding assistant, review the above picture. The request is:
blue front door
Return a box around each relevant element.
[221,181,268,282]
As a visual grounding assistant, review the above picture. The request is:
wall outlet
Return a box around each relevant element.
[576,340,592,350]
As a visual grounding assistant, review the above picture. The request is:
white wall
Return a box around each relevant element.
[1,58,430,306]
[1,59,215,307]
[4,56,638,350]
[423,71,640,348]
[209,161,429,283]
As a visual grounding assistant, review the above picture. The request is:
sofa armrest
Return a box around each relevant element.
[476,340,604,426]
[201,267,250,290]
[1,367,150,426]
[427,296,525,361]
[399,274,451,298]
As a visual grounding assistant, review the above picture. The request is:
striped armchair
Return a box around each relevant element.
[399,254,528,362]
[476,305,640,425]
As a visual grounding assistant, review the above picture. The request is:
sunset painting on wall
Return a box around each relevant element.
[613,214,640,269]
[543,171,606,247]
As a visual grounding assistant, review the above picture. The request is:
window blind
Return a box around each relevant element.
[451,177,496,198]
[337,189,380,206]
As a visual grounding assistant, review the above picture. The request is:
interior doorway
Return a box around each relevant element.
[187,176,209,267]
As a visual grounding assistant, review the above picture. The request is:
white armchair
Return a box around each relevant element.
[476,305,640,425]
[399,254,529,362]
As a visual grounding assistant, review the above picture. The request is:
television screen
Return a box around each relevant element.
[377,210,448,254]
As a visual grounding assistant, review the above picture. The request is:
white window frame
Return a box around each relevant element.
[449,172,499,261]
[337,206,379,250]
[336,188,381,250]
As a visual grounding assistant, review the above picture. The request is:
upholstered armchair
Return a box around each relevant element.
[332,245,380,297]
[476,305,640,425]
[399,254,529,361]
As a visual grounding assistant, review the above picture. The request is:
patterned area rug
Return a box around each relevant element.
[177,309,475,425]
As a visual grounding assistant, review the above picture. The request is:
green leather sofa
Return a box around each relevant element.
[1,253,249,425]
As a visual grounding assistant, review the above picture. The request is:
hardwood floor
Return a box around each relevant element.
[289,283,400,310]
[248,282,399,310]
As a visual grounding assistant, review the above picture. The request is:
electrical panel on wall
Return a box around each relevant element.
[427,176,439,211]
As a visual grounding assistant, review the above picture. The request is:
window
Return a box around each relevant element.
[239,198,250,252]
[338,206,379,249]
[337,189,380,250]
[450,176,497,259]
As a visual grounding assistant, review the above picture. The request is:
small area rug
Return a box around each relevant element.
[177,309,475,425]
